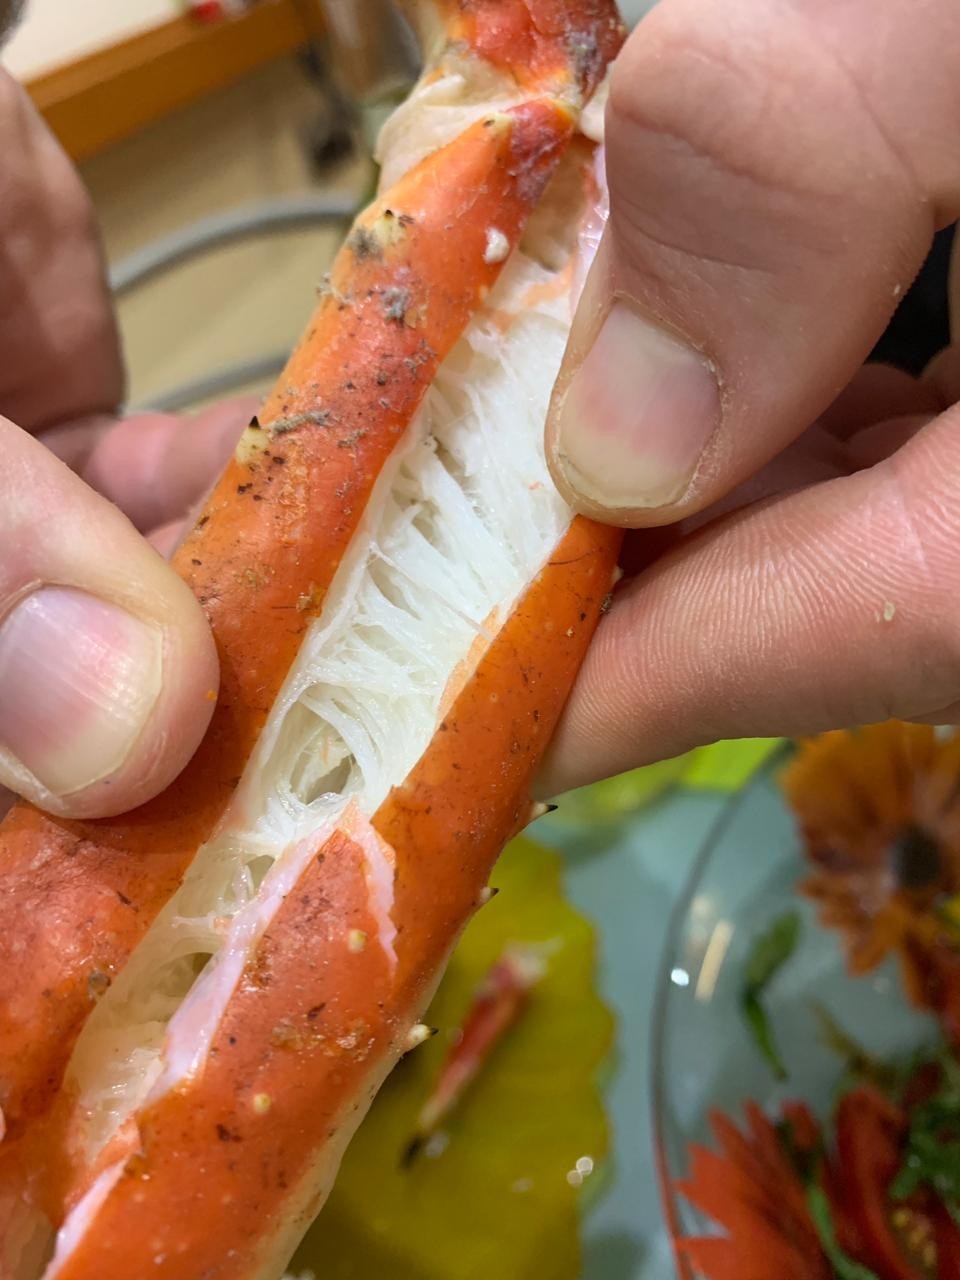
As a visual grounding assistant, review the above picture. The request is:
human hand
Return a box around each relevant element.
[0,70,252,818]
[541,0,960,795]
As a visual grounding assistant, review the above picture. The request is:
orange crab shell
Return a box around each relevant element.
[433,0,626,95]
[44,517,620,1280]
[0,99,576,1144]
[1,0,628,1270]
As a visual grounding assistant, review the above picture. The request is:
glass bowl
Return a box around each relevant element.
[650,746,940,1279]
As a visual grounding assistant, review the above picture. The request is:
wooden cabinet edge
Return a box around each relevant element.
[25,0,320,164]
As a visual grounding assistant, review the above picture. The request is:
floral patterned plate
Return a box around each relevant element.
[653,725,960,1280]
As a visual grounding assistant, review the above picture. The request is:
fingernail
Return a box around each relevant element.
[0,588,162,798]
[554,301,720,512]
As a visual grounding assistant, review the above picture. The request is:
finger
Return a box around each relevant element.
[620,421,849,577]
[547,0,960,527]
[80,398,255,531]
[817,363,944,439]
[925,343,960,406]
[40,396,257,533]
[622,378,946,578]
[147,519,187,559]
[844,413,933,469]
[539,400,960,796]
[688,424,846,520]
[0,417,218,818]
[0,71,122,432]
[919,224,959,398]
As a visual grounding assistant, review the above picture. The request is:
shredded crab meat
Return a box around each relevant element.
[59,135,595,1201]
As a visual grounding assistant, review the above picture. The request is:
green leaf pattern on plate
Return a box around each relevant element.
[290,838,614,1280]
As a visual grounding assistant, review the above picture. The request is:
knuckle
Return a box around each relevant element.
[605,0,927,253]
[607,8,809,197]
[603,9,847,287]
[0,66,24,117]
[0,72,93,241]
[601,0,936,347]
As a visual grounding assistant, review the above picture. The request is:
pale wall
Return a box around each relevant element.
[5,0,658,80]
[4,0,178,78]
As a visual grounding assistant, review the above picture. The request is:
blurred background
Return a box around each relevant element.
[3,0,656,418]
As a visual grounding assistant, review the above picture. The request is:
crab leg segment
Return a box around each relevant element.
[0,100,574,1142]
[1,1,627,1273]
[42,518,619,1280]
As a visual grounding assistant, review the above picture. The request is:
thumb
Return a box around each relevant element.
[548,0,960,526]
[0,417,218,818]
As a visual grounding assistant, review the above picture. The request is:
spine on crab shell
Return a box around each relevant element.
[0,1,626,1276]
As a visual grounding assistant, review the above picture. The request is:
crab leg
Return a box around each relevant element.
[0,2,626,1275]
[40,516,619,1280]
[0,20,618,1145]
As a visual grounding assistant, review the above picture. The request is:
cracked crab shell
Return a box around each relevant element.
[0,2,626,1276]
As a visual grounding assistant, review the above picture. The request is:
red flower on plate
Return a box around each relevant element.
[677,1090,960,1280]
[676,1101,832,1280]
[826,1086,932,1280]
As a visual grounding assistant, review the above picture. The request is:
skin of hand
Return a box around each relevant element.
[5,3,958,818]
[539,0,960,797]
[0,68,254,819]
